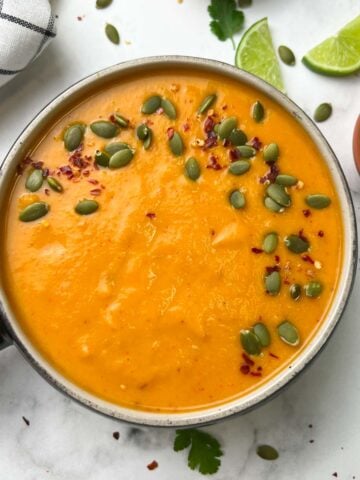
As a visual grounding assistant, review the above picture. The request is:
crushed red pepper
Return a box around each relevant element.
[167,127,175,140]
[303,209,311,217]
[259,163,280,184]
[301,254,315,265]
[251,247,263,254]
[269,352,279,359]
[318,230,324,237]
[146,212,156,219]
[147,460,158,471]
[248,136,262,150]
[206,155,222,170]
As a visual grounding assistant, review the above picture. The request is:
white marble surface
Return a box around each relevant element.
[0,0,359,478]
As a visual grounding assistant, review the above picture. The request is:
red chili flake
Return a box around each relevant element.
[248,136,262,150]
[242,353,255,366]
[318,230,324,237]
[229,148,241,162]
[42,168,49,178]
[257,366,262,371]
[156,107,164,115]
[284,278,290,285]
[22,416,30,426]
[90,188,101,196]
[146,212,156,219]
[266,265,280,274]
[240,364,250,375]
[147,460,158,471]
[303,209,311,217]
[82,170,90,177]
[101,184,106,189]
[23,156,33,165]
[167,127,174,140]
[204,116,215,133]
[222,104,228,110]
[183,122,190,132]
[269,352,279,359]
[113,432,120,440]
[88,179,99,185]
[206,155,222,170]
[203,135,218,149]
[69,149,90,170]
[44,188,50,196]
[210,229,216,236]
[59,165,73,176]
[298,229,308,243]
[251,247,263,254]
[222,139,231,147]
[301,254,315,265]
[109,114,116,123]
[32,161,44,170]
[275,255,280,263]
[259,163,280,184]
[250,372,262,377]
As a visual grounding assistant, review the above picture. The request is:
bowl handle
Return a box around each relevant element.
[0,305,13,350]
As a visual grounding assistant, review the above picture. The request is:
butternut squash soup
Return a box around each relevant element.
[1,70,342,412]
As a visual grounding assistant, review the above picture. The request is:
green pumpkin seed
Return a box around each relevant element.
[278,45,296,66]
[257,445,279,461]
[284,234,309,254]
[104,142,129,156]
[25,169,43,192]
[109,148,134,168]
[305,194,331,209]
[114,114,129,128]
[228,160,250,176]
[263,143,279,163]
[19,202,49,222]
[161,98,177,119]
[214,123,220,134]
[240,329,262,356]
[314,103,332,123]
[218,117,238,140]
[266,184,291,207]
[198,93,217,114]
[237,145,256,158]
[185,157,201,181]
[136,123,150,140]
[75,199,99,215]
[252,101,265,123]
[95,150,110,167]
[90,121,119,139]
[252,323,271,347]
[169,132,184,156]
[105,23,120,45]
[289,283,302,301]
[64,124,85,151]
[264,196,284,213]
[141,95,161,114]
[47,176,63,193]
[143,129,153,150]
[275,174,298,186]
[265,271,281,296]
[262,232,278,254]
[229,189,246,209]
[229,129,247,146]
[96,0,112,8]
[304,281,323,298]
[278,321,300,346]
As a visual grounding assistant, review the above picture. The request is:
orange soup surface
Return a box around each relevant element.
[1,70,342,412]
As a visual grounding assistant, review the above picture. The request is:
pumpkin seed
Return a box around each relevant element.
[19,202,49,222]
[229,129,247,146]
[95,150,110,167]
[25,169,43,192]
[257,445,279,461]
[289,283,302,301]
[253,323,271,347]
[47,176,63,193]
[252,101,265,122]
[198,93,217,114]
[284,234,309,254]
[275,174,298,186]
[109,148,134,168]
[265,271,281,296]
[218,117,238,140]
[263,143,279,163]
[105,23,120,45]
[264,196,284,213]
[185,157,201,181]
[143,129,153,150]
[75,199,99,215]
[136,123,150,140]
[96,0,112,8]
[305,194,331,209]
[214,123,220,134]
[278,45,296,66]
[141,95,161,114]
[266,184,291,207]
[304,281,323,298]
[114,114,129,128]
[90,121,119,138]
[314,103,332,123]
[161,98,177,119]
[64,124,85,151]
[278,321,300,346]
[229,189,246,209]
[169,131,184,156]
[237,145,256,158]
[104,142,129,156]
[228,160,250,176]
[262,232,278,254]
[240,329,262,356]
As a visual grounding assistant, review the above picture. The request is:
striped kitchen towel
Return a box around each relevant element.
[0,0,56,88]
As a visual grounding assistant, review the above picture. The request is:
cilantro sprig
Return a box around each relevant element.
[174,429,223,475]
[208,0,245,48]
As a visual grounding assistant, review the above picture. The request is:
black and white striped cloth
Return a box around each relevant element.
[0,0,56,88]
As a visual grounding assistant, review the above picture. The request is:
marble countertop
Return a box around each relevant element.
[0,0,359,478]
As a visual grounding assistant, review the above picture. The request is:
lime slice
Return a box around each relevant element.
[303,15,360,76]
[235,18,285,92]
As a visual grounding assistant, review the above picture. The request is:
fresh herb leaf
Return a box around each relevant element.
[208,0,245,48]
[174,429,223,475]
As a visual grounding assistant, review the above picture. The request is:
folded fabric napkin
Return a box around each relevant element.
[0,0,56,88]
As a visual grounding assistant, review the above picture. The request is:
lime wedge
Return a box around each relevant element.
[303,15,360,76]
[235,18,285,92]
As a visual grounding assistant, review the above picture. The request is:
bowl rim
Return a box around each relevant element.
[0,55,357,427]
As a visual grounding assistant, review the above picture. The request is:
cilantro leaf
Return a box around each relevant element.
[208,0,245,48]
[174,429,223,475]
